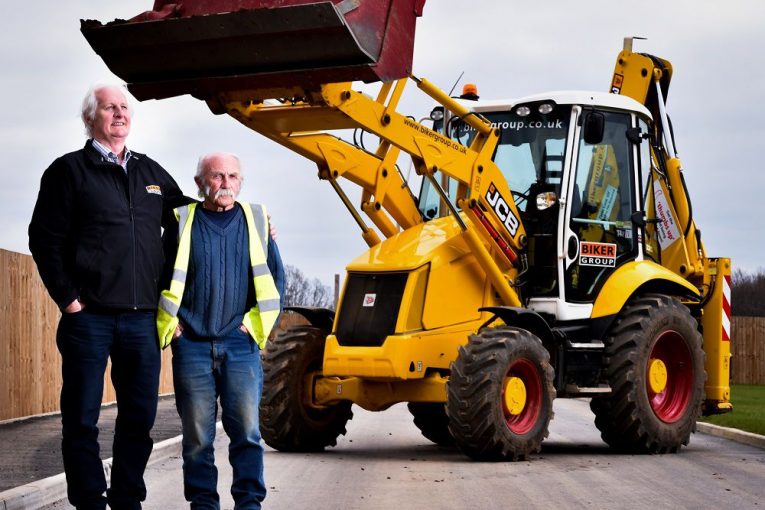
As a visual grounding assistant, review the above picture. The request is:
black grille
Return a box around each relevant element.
[336,272,408,346]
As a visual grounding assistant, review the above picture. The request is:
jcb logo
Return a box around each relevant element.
[485,183,519,237]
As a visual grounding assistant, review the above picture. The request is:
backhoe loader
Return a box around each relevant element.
[81,0,732,460]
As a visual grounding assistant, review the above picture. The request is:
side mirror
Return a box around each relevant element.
[630,210,647,227]
[626,126,644,145]
[583,111,605,145]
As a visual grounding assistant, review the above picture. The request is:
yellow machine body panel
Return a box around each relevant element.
[313,372,449,411]
[324,213,498,399]
[346,215,491,331]
[323,321,481,381]
[347,215,467,271]
[592,260,700,319]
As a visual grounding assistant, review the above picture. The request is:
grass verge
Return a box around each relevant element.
[699,384,765,436]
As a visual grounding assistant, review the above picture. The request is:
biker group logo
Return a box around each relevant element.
[485,183,520,237]
[363,293,376,307]
[579,241,617,267]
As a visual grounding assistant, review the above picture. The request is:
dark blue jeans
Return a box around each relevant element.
[56,310,160,510]
[171,328,266,510]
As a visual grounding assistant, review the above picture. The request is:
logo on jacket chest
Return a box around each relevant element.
[145,185,162,196]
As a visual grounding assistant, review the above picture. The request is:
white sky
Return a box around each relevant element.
[1,1,764,287]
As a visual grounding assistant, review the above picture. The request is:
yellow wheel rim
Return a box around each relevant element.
[503,376,527,416]
[648,358,668,394]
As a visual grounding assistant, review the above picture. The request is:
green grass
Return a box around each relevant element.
[699,384,765,436]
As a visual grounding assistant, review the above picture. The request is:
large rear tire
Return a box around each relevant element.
[260,326,353,451]
[447,327,555,461]
[590,294,705,453]
[408,402,455,446]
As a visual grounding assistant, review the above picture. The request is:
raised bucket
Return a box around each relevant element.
[81,0,427,100]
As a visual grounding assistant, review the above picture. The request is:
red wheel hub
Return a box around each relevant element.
[502,359,542,434]
[646,330,693,423]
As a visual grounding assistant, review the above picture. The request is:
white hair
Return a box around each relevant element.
[195,152,243,198]
[80,84,133,138]
[195,152,242,178]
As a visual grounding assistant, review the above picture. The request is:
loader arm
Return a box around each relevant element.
[221,78,527,307]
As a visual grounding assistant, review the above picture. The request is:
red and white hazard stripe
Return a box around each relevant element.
[721,274,731,342]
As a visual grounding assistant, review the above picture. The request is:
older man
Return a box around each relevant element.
[28,84,188,509]
[157,152,285,509]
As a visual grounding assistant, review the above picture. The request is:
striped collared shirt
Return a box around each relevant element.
[91,139,133,173]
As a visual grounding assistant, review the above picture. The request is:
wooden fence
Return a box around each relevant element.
[1,247,764,421]
[0,249,174,422]
[731,316,765,385]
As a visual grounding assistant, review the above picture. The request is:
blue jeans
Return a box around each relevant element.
[56,310,160,510]
[171,328,266,510]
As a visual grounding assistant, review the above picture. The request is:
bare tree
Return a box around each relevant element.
[731,268,765,317]
[283,264,334,309]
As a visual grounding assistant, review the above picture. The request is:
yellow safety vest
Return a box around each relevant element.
[156,201,281,349]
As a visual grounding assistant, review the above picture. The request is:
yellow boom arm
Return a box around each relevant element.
[216,78,526,307]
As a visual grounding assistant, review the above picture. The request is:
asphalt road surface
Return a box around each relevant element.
[45,399,765,509]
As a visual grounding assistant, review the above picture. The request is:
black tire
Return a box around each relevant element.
[590,294,705,453]
[408,402,455,446]
[260,326,353,452]
[447,327,555,461]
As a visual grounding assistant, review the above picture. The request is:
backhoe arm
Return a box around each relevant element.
[611,37,706,282]
[612,38,731,414]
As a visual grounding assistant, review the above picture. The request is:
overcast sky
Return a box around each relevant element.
[1,1,763,287]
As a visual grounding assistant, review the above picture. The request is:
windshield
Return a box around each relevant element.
[419,104,571,219]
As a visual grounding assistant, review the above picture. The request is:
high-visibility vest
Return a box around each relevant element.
[156,201,281,349]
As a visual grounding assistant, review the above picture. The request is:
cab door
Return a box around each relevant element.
[562,110,641,303]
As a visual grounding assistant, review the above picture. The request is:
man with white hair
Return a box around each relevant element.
[157,152,284,509]
[29,84,187,510]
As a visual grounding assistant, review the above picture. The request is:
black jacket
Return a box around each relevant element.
[29,140,188,311]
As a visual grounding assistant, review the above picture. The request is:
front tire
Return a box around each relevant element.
[260,326,353,451]
[447,327,555,461]
[590,294,705,453]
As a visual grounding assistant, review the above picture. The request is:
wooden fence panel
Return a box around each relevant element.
[0,249,61,421]
[731,316,765,385]
[0,249,174,422]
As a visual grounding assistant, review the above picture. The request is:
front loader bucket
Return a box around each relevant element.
[81,0,426,101]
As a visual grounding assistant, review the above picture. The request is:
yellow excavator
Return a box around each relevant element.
[82,0,731,460]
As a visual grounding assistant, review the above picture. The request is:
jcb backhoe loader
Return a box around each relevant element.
[81,0,732,460]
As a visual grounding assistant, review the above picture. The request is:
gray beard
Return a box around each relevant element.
[199,186,236,200]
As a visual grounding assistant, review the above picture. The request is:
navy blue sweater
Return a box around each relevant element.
[176,204,284,338]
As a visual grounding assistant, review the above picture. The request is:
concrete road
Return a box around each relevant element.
[46,399,765,509]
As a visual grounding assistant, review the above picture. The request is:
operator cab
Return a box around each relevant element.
[420,90,656,321]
